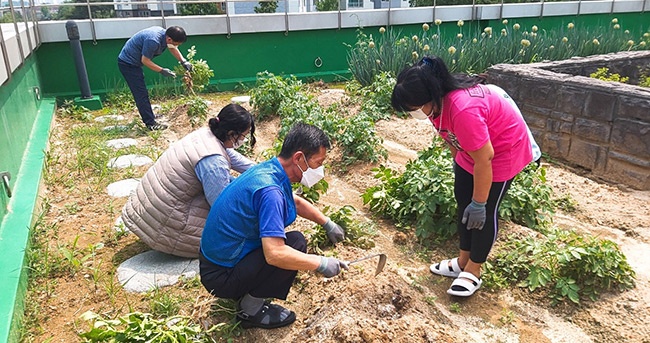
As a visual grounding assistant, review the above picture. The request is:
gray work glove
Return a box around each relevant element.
[316,256,348,278]
[462,199,487,230]
[322,218,345,244]
[160,68,176,78]
[181,61,193,72]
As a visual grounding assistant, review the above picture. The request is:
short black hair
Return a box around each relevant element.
[165,26,187,43]
[279,122,330,159]
[208,104,256,147]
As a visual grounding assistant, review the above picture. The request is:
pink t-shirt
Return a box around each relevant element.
[430,84,533,182]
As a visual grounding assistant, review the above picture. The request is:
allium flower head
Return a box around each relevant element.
[502,19,508,25]
[641,41,647,47]
[532,25,538,32]
[568,23,575,29]
[457,33,463,39]
[501,29,507,36]
[379,27,386,34]
[484,27,493,35]
[423,23,430,31]
[423,44,430,51]
[612,18,618,24]
[644,32,650,38]
[562,37,568,43]
[613,24,620,30]
[627,40,634,46]
[412,35,418,42]
[521,39,531,47]
[368,41,375,48]
[457,20,464,27]
[412,51,419,59]
[625,30,630,34]
[513,23,520,31]
[435,19,442,26]
[472,38,478,43]
[448,46,457,54]
[593,39,600,45]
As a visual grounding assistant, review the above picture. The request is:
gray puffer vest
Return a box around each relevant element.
[122,127,229,258]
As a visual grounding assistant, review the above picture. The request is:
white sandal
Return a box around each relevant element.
[447,271,482,297]
[429,257,463,278]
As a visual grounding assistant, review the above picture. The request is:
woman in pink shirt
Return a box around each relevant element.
[391,56,539,297]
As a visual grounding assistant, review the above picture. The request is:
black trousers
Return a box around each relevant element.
[454,164,514,263]
[117,59,156,126]
[199,231,306,300]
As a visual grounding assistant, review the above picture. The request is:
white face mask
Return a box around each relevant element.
[297,155,325,188]
[233,136,247,149]
[408,108,430,120]
[167,44,178,50]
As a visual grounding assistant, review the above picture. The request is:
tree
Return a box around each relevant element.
[54,0,114,20]
[178,0,222,15]
[0,11,23,23]
[254,0,278,13]
[316,0,339,11]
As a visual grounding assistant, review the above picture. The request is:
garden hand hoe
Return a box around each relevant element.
[346,253,387,276]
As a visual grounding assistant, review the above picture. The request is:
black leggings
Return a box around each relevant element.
[454,164,514,263]
[199,231,307,300]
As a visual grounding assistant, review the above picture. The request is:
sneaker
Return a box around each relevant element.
[237,301,296,329]
[146,122,168,131]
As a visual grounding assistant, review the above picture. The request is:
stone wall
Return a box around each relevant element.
[487,51,650,190]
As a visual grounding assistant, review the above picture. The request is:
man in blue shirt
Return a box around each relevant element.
[117,26,193,130]
[200,122,347,329]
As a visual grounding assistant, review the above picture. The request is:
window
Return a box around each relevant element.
[348,0,363,7]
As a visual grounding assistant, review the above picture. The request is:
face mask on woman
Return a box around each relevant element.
[233,136,247,149]
[297,154,324,188]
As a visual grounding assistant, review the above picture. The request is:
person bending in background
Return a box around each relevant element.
[199,122,347,329]
[117,26,193,130]
[391,56,541,297]
[122,104,256,258]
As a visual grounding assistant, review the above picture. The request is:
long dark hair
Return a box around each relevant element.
[208,104,256,147]
[391,56,486,113]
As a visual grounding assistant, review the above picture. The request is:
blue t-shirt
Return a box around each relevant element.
[118,26,167,67]
[200,158,296,267]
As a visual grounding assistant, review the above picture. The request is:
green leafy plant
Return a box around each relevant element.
[249,71,304,120]
[499,163,554,230]
[307,205,377,254]
[294,178,329,204]
[58,100,92,121]
[78,311,225,342]
[147,289,182,318]
[485,227,636,304]
[183,95,209,127]
[590,67,629,83]
[173,45,214,94]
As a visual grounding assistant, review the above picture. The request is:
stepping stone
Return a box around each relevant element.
[94,114,125,123]
[107,154,153,169]
[106,138,137,149]
[231,95,251,104]
[102,125,130,132]
[106,178,140,197]
[117,250,199,293]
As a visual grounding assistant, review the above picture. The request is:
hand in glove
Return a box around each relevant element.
[181,61,193,72]
[322,218,345,244]
[462,199,487,230]
[316,256,348,278]
[160,68,176,78]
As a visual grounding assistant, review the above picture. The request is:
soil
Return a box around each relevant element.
[27,87,650,343]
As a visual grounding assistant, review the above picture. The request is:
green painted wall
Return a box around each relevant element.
[35,12,650,97]
[0,58,42,219]
[0,56,55,343]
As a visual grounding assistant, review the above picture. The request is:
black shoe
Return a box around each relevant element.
[236,301,296,329]
[146,122,168,131]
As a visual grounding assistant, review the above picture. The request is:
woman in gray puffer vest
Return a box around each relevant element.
[122,104,256,258]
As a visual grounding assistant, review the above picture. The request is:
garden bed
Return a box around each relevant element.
[488,51,650,190]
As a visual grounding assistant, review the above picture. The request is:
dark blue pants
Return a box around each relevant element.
[117,59,156,126]
[199,231,306,300]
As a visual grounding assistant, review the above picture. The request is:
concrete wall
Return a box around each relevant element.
[488,51,650,190]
